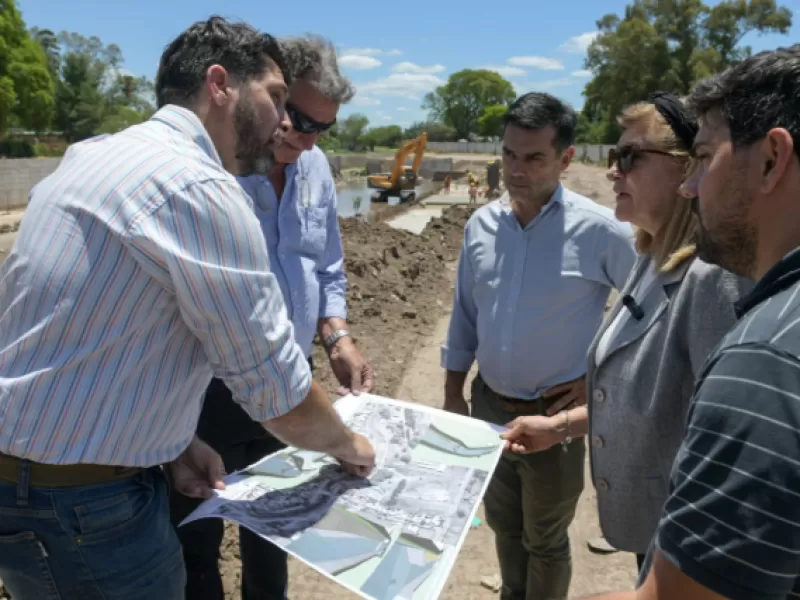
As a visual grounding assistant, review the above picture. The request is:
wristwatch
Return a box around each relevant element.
[323,329,350,350]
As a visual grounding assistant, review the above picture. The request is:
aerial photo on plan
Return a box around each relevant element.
[181,393,505,600]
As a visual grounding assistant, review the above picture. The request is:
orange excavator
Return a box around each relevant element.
[367,132,427,202]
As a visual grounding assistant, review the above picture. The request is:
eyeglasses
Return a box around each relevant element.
[608,145,676,174]
[286,104,336,135]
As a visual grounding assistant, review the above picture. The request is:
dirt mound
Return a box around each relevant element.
[217,204,476,598]
[310,204,474,397]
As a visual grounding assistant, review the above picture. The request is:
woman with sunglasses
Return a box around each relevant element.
[499,92,752,572]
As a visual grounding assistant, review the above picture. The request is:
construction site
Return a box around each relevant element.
[0,145,638,600]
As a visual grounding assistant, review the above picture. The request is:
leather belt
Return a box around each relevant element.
[478,374,571,415]
[0,453,144,487]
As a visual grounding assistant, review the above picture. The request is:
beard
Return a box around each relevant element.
[234,93,279,176]
[692,189,758,279]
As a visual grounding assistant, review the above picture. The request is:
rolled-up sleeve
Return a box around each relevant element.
[440,236,479,372]
[317,179,348,319]
[123,178,311,421]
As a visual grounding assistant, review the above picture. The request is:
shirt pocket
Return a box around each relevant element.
[297,206,329,258]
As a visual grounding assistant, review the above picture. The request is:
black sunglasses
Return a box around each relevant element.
[608,145,675,173]
[286,104,336,134]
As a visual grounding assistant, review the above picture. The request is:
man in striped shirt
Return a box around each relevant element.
[0,16,374,600]
[169,35,373,600]
[567,44,800,600]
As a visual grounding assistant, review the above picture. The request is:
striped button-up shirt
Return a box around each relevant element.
[0,105,311,467]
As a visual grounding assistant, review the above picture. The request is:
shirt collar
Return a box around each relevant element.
[150,104,223,167]
[500,183,564,229]
[734,246,800,318]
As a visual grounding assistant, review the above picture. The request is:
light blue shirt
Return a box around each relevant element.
[237,147,347,357]
[441,186,636,399]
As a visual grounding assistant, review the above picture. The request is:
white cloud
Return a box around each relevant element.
[397,107,407,111]
[339,54,382,70]
[381,116,393,121]
[358,72,444,97]
[479,65,527,77]
[342,47,402,57]
[559,32,600,54]
[572,69,592,78]
[392,61,446,74]
[507,56,564,70]
[351,94,381,107]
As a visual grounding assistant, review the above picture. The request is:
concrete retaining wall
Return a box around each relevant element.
[425,141,615,164]
[0,158,62,211]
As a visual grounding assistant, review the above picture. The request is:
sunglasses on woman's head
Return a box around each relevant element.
[608,145,675,174]
[286,104,336,134]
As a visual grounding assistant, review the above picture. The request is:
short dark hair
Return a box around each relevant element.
[687,44,800,160]
[503,92,577,150]
[155,16,290,108]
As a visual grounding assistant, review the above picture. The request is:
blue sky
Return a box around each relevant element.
[17,0,800,129]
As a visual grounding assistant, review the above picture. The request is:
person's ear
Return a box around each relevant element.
[759,128,795,195]
[205,65,231,108]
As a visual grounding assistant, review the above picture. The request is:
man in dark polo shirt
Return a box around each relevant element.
[559,44,800,600]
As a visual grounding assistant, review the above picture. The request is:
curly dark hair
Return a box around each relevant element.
[155,15,290,108]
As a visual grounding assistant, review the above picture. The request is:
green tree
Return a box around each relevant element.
[339,113,369,150]
[582,0,792,142]
[29,27,60,75]
[422,69,515,139]
[362,124,403,150]
[0,0,56,133]
[477,105,508,138]
[51,32,154,141]
[404,121,457,142]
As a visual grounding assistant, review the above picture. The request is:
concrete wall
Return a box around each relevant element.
[425,141,615,164]
[0,158,61,210]
[0,153,452,210]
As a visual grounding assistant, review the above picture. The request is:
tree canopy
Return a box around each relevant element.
[580,0,793,142]
[0,0,56,133]
[423,69,515,139]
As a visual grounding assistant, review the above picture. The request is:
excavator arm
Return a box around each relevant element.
[389,132,428,187]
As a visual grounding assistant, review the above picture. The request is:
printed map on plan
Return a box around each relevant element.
[181,393,505,600]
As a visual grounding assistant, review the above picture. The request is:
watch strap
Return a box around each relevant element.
[323,329,350,349]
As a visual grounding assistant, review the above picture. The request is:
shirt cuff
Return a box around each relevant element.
[440,345,474,372]
[319,293,348,320]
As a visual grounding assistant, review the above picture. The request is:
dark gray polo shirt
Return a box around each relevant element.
[644,247,800,598]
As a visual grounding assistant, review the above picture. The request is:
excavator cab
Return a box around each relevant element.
[367,132,428,202]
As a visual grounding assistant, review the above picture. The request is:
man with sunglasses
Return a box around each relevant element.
[168,34,372,600]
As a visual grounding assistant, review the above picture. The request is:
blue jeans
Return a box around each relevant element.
[0,466,185,600]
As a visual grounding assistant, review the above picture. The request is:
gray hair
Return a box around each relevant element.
[278,34,355,104]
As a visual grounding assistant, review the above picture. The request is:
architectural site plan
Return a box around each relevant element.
[181,393,505,600]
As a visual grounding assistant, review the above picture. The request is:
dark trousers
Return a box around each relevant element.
[170,358,312,600]
[471,375,585,600]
